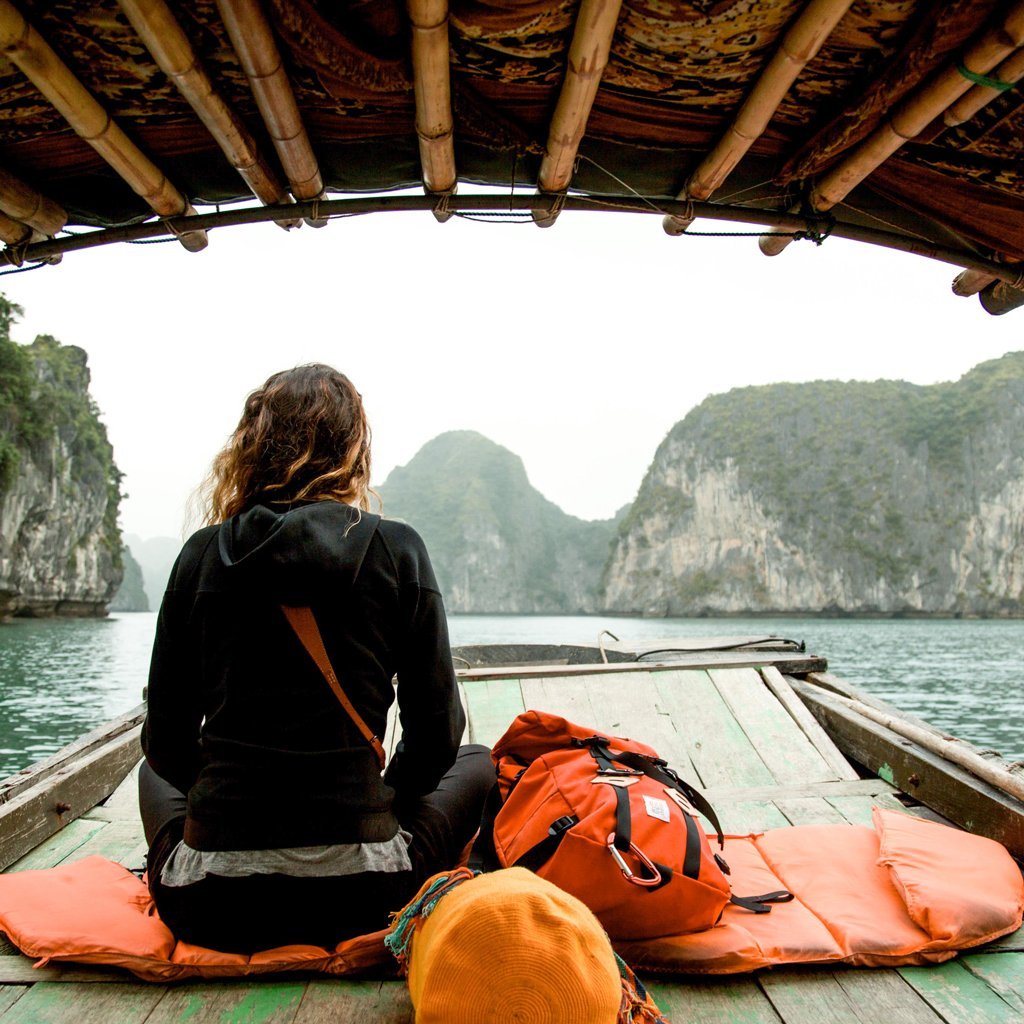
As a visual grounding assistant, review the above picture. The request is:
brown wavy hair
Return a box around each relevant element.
[201,364,375,524]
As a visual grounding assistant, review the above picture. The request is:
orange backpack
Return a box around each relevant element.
[489,711,791,940]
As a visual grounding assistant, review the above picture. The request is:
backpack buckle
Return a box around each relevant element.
[597,767,643,777]
[606,833,663,888]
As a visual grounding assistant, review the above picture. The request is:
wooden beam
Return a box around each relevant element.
[789,677,1024,858]
[0,0,206,251]
[0,723,142,871]
[761,3,1024,257]
[216,0,325,225]
[116,0,298,228]
[408,0,456,217]
[0,162,64,236]
[664,0,853,235]
[532,0,623,227]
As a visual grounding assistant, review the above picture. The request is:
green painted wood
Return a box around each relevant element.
[144,981,306,1024]
[5,817,106,872]
[983,925,1024,953]
[0,956,128,983]
[710,669,838,785]
[773,796,849,826]
[558,671,702,786]
[826,794,881,827]
[833,969,953,1023]
[760,972,867,1024]
[653,670,775,789]
[899,959,1021,1022]
[0,982,163,1023]
[518,673,603,729]
[647,976,783,1024]
[293,979,413,1023]
[713,798,791,834]
[55,819,144,867]
[463,677,525,747]
[962,953,1024,1013]
[0,987,25,1016]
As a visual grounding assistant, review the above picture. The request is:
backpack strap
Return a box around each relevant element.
[729,890,794,914]
[280,604,387,771]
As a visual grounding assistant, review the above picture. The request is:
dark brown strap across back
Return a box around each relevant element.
[280,604,387,771]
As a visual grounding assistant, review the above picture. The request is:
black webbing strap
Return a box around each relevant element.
[612,784,631,852]
[600,747,726,849]
[681,811,702,879]
[513,814,579,872]
[729,890,794,915]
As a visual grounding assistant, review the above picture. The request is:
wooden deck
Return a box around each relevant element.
[1,661,1022,1023]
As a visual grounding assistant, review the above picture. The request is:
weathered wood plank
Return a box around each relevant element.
[0,988,24,1016]
[834,969,950,1023]
[294,979,413,1023]
[5,817,106,872]
[791,679,1024,859]
[826,794,887,827]
[982,926,1024,953]
[54,819,144,868]
[760,972,865,1024]
[83,761,141,822]
[0,981,163,1022]
[0,957,129,984]
[765,668,860,780]
[648,975,784,1023]
[383,685,400,762]
[463,677,524,747]
[711,669,838,785]
[519,673,603,727]
[705,778,895,804]
[457,649,827,682]
[0,706,144,806]
[143,981,307,1023]
[773,796,850,826]
[0,726,142,872]
[899,959,1023,1022]
[653,670,775,789]
[712,799,791,833]
[962,952,1024,1012]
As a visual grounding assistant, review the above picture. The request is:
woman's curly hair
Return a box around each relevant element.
[200,364,375,524]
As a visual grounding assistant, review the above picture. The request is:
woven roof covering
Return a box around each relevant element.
[0,0,1022,311]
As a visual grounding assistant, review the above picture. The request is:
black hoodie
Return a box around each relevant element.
[142,501,465,851]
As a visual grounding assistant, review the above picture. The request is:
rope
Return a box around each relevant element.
[453,210,534,223]
[0,260,49,276]
[957,63,1017,91]
[127,236,178,245]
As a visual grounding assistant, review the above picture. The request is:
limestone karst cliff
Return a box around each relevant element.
[602,353,1024,617]
[378,431,619,613]
[0,303,123,617]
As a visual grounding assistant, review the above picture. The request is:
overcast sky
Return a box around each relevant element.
[4,200,1021,540]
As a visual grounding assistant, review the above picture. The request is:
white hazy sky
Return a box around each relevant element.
[3,199,1021,540]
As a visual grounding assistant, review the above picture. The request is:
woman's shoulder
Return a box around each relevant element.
[165,524,221,589]
[373,516,437,587]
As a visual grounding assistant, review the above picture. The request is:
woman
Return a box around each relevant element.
[139,364,494,953]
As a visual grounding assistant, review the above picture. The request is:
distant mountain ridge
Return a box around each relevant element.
[603,352,1024,617]
[378,431,620,613]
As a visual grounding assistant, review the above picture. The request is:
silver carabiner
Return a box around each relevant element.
[606,833,663,888]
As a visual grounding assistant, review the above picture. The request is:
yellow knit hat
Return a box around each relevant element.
[389,867,624,1024]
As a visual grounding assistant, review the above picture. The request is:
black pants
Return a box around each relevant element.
[138,745,494,953]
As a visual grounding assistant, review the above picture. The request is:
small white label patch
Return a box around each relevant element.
[643,795,671,822]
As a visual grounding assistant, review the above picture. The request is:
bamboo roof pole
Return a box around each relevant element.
[0,163,65,236]
[215,0,325,226]
[0,211,33,246]
[532,0,624,228]
[663,0,853,236]
[759,2,1024,258]
[408,0,456,223]
[117,0,298,230]
[944,51,1024,298]
[0,0,206,251]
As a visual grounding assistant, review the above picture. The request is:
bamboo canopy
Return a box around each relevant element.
[761,2,1024,258]
[408,0,455,206]
[0,1,1021,313]
[663,0,854,237]
[0,0,206,251]
[532,0,623,227]
[116,0,297,227]
[215,0,323,208]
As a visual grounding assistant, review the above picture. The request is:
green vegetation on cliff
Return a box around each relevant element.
[0,294,123,573]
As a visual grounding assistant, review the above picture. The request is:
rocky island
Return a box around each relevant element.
[0,298,123,617]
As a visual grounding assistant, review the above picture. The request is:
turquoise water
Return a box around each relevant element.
[0,612,1021,776]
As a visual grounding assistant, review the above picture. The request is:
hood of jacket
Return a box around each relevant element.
[217,501,380,603]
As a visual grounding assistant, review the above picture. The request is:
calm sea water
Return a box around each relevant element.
[0,612,1021,777]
